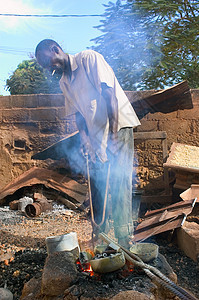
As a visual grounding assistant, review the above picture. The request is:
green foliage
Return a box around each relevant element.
[6,59,61,95]
[91,0,199,90]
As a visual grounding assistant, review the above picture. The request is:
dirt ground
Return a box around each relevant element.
[0,203,199,300]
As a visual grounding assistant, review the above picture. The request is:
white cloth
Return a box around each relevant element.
[59,50,140,160]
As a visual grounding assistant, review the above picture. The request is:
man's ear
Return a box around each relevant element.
[51,46,59,54]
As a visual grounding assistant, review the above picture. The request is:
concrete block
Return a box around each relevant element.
[24,95,38,108]
[0,96,12,109]
[37,94,65,107]
[177,221,199,262]
[2,109,30,123]
[30,108,57,122]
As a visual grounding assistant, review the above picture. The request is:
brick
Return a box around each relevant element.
[158,119,190,135]
[137,120,158,132]
[2,109,29,123]
[178,106,199,120]
[177,221,199,262]
[37,94,65,108]
[0,95,12,109]
[30,108,57,122]
[147,111,177,120]
[191,89,199,106]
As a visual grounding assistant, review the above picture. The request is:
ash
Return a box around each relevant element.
[0,205,199,300]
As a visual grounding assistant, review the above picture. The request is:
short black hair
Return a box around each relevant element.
[35,39,62,58]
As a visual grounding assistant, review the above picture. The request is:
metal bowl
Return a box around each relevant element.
[130,242,159,262]
[90,251,126,273]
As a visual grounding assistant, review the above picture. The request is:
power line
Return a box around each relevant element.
[0,13,104,18]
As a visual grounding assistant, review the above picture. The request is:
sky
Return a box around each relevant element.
[0,0,114,95]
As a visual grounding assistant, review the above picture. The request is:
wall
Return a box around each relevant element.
[0,90,198,191]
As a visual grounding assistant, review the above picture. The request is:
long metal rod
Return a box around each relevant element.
[99,232,198,300]
[86,155,110,228]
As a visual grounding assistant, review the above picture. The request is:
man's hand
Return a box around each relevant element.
[80,140,96,163]
[75,112,96,163]
[108,132,120,157]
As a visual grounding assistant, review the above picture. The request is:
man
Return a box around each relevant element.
[35,39,140,248]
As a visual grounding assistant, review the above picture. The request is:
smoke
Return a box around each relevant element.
[91,0,163,90]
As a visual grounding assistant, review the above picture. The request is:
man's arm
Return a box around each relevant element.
[75,112,95,162]
[101,83,118,137]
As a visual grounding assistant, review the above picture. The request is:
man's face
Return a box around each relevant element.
[36,48,66,76]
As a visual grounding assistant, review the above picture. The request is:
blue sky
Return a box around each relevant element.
[0,0,113,95]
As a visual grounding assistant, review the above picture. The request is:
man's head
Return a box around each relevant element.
[35,39,67,75]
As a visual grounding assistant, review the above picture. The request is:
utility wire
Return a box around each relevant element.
[0,13,104,17]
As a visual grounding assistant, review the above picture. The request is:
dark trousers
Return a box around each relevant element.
[90,127,134,239]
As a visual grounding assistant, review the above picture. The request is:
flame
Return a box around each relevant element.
[84,262,94,276]
[76,259,94,276]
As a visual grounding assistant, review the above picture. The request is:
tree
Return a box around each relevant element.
[91,0,199,90]
[6,59,62,95]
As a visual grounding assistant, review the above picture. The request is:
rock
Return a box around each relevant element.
[0,287,13,300]
[153,253,177,284]
[110,290,152,300]
[9,200,20,210]
[41,251,78,296]
[20,277,41,300]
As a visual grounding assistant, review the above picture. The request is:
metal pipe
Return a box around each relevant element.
[25,199,53,217]
[99,233,198,300]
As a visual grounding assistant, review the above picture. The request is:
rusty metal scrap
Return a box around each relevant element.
[25,199,53,217]
[0,167,87,205]
[132,199,197,242]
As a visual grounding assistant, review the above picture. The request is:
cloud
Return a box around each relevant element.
[0,0,52,32]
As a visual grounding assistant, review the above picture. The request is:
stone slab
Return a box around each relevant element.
[177,221,199,262]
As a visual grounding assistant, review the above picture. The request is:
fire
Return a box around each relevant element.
[84,262,94,276]
[76,259,94,276]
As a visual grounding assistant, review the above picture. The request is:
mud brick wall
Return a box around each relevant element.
[0,90,198,191]
[0,94,77,189]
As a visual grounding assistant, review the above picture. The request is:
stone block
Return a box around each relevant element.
[41,251,78,296]
[177,221,199,262]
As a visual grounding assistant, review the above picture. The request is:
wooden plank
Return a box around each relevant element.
[134,131,167,140]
